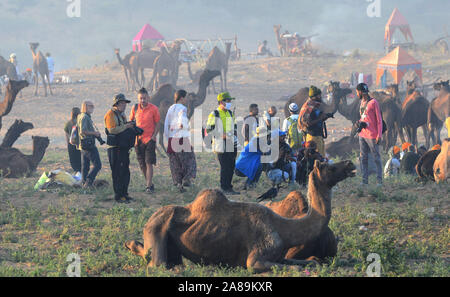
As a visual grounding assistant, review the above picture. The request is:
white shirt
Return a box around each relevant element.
[282,114,299,132]
[384,158,400,177]
[164,103,190,139]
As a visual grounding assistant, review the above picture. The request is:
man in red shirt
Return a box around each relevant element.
[356,83,383,186]
[129,88,161,193]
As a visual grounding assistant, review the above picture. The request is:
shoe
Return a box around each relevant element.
[116,197,130,204]
[145,185,155,194]
[125,195,134,201]
[177,184,186,193]
[223,189,240,195]
[182,180,192,187]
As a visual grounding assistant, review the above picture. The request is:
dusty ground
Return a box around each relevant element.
[0,47,448,277]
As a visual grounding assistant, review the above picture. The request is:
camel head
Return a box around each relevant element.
[7,80,29,96]
[114,48,120,55]
[312,160,356,188]
[387,84,399,98]
[327,81,352,98]
[406,80,417,94]
[29,43,40,51]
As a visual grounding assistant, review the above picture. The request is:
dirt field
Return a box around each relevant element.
[0,48,449,277]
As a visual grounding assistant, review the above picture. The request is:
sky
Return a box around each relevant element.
[0,0,448,71]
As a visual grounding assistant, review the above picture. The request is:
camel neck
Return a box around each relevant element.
[276,172,331,247]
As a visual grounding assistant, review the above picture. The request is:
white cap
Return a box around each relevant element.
[10,53,16,58]
[288,103,299,113]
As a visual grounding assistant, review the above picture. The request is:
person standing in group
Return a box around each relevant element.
[298,86,334,156]
[104,94,135,203]
[64,107,81,174]
[282,102,302,151]
[77,101,102,188]
[355,83,383,186]
[206,92,239,195]
[242,103,259,147]
[129,88,160,194]
[263,106,277,131]
[164,90,197,193]
[46,53,55,83]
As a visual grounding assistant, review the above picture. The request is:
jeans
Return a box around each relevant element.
[81,147,102,185]
[283,161,297,182]
[359,137,382,184]
[267,169,289,186]
[107,147,130,198]
[67,143,81,172]
[217,151,237,191]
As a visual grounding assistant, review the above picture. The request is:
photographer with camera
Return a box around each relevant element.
[77,101,103,188]
[356,83,383,186]
[104,94,135,203]
[129,88,160,194]
[298,86,334,156]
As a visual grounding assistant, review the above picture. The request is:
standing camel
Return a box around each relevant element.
[135,48,160,88]
[29,43,52,96]
[114,49,138,91]
[401,81,430,148]
[284,81,351,118]
[428,80,450,145]
[148,41,183,92]
[273,25,285,57]
[205,43,232,94]
[149,69,221,153]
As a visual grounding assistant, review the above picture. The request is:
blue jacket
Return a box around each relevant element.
[235,138,262,182]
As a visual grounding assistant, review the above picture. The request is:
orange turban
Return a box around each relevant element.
[393,146,400,155]
[431,144,441,151]
[402,142,412,152]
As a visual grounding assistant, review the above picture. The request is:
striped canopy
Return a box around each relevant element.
[376,46,422,85]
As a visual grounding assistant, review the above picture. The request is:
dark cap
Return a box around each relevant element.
[356,83,369,93]
[113,93,131,106]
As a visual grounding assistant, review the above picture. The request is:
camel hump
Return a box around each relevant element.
[189,189,229,212]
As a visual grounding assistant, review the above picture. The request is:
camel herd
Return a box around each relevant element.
[114,40,232,95]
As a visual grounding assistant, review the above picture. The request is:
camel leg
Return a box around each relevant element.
[124,67,130,91]
[40,73,47,97]
[396,122,406,144]
[219,72,224,93]
[34,73,39,96]
[141,68,145,88]
[211,78,217,94]
[224,69,228,91]
[421,125,429,148]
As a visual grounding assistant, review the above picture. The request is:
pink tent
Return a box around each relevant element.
[132,24,164,52]
[384,8,414,47]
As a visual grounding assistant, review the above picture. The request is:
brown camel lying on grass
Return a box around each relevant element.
[266,190,337,262]
[125,160,356,272]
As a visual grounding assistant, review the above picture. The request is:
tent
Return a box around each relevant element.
[132,24,164,52]
[376,46,422,86]
[384,8,414,47]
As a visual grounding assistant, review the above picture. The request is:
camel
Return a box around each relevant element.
[0,80,29,131]
[135,48,161,89]
[0,136,50,178]
[205,43,232,94]
[29,43,52,96]
[187,62,212,94]
[0,55,18,80]
[401,81,430,148]
[428,81,450,145]
[149,69,221,153]
[273,25,285,57]
[283,81,351,118]
[149,41,183,92]
[114,49,138,91]
[416,149,441,182]
[265,190,337,262]
[434,138,450,183]
[125,160,356,272]
[325,135,360,159]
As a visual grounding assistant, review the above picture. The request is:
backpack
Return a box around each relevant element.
[287,117,302,150]
[69,125,79,146]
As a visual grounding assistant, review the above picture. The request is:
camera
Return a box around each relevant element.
[355,121,368,133]
[128,121,144,136]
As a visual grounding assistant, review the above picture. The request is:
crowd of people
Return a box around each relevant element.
[63,82,444,204]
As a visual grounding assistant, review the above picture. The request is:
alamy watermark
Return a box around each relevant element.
[66,0,81,18]
[366,253,381,277]
[366,0,381,18]
[66,253,81,277]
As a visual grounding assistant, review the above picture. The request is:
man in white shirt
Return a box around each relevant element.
[46,53,54,83]
[164,89,197,192]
